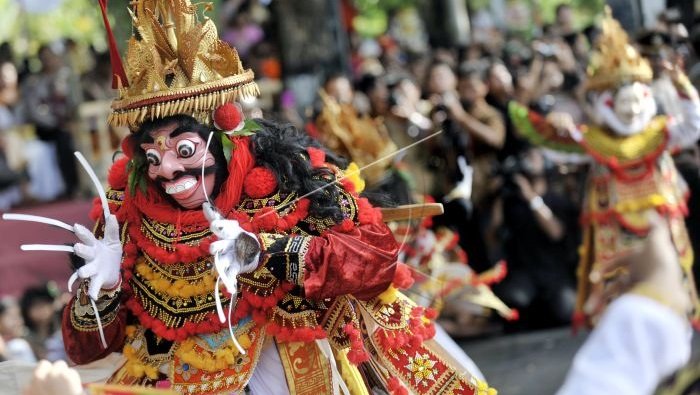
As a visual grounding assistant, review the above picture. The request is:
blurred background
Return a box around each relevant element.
[0,0,698,393]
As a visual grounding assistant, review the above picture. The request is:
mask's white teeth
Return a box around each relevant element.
[165,177,198,195]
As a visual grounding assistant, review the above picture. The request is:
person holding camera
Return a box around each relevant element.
[425,60,499,269]
[489,147,579,330]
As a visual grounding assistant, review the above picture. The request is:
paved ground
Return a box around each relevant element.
[461,326,700,395]
[459,328,585,395]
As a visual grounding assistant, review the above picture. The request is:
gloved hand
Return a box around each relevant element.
[204,203,261,294]
[72,214,122,300]
[445,155,473,202]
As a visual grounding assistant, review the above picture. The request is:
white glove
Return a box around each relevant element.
[204,203,261,294]
[72,214,123,300]
[445,155,473,202]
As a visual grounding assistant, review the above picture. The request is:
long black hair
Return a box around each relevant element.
[250,119,348,221]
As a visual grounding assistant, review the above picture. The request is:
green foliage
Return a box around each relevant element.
[127,155,149,196]
[528,0,605,27]
[352,0,418,37]
[221,132,235,164]
[0,0,108,57]
[354,0,418,12]
[0,0,226,57]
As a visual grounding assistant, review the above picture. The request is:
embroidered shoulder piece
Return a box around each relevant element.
[296,187,359,234]
[139,216,211,252]
[238,191,297,215]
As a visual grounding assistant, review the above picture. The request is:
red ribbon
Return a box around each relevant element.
[97,0,129,88]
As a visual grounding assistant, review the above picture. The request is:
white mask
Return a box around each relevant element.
[592,82,657,136]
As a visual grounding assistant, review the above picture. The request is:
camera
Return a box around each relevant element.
[497,153,540,198]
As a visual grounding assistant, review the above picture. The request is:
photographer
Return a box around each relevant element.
[490,146,579,330]
[424,60,494,268]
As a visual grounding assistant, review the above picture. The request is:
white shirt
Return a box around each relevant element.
[556,294,691,395]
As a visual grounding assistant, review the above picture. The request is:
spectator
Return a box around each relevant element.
[0,43,22,210]
[486,61,528,161]
[19,285,65,362]
[491,147,579,330]
[453,65,505,205]
[553,4,576,37]
[19,44,81,200]
[356,73,390,117]
[0,298,35,363]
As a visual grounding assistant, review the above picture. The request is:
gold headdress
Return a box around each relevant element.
[585,7,653,92]
[104,0,259,130]
[315,90,397,186]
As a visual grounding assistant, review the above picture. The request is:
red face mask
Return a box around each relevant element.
[140,123,216,209]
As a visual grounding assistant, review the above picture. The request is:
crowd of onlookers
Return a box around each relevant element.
[2,0,700,366]
[0,283,68,363]
[0,39,117,209]
[264,3,700,333]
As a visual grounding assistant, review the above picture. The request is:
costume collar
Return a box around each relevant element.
[581,115,668,166]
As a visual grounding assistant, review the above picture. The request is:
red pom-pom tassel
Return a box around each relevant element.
[244,167,278,198]
[392,263,415,289]
[387,377,409,395]
[343,323,370,365]
[213,102,244,131]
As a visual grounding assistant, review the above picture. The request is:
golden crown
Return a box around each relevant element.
[585,7,653,92]
[106,0,259,130]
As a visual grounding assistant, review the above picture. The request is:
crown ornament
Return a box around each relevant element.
[102,0,259,130]
[585,7,653,92]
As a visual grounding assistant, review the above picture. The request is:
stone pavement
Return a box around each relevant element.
[459,328,585,395]
[460,327,700,395]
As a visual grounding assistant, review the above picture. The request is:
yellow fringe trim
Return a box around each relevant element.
[121,325,161,380]
[134,260,218,299]
[109,79,260,130]
[582,116,666,163]
[174,334,252,372]
[613,193,668,213]
[472,376,498,395]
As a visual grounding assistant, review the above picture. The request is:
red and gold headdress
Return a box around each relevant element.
[99,0,259,131]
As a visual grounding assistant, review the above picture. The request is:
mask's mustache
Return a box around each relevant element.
[155,165,217,186]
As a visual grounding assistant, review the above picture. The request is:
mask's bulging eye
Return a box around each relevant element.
[146,149,161,166]
[177,140,196,158]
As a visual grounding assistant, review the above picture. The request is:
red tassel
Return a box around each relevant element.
[306,147,326,168]
[392,263,415,289]
[89,197,103,221]
[387,377,408,395]
[98,0,129,88]
[343,324,369,364]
